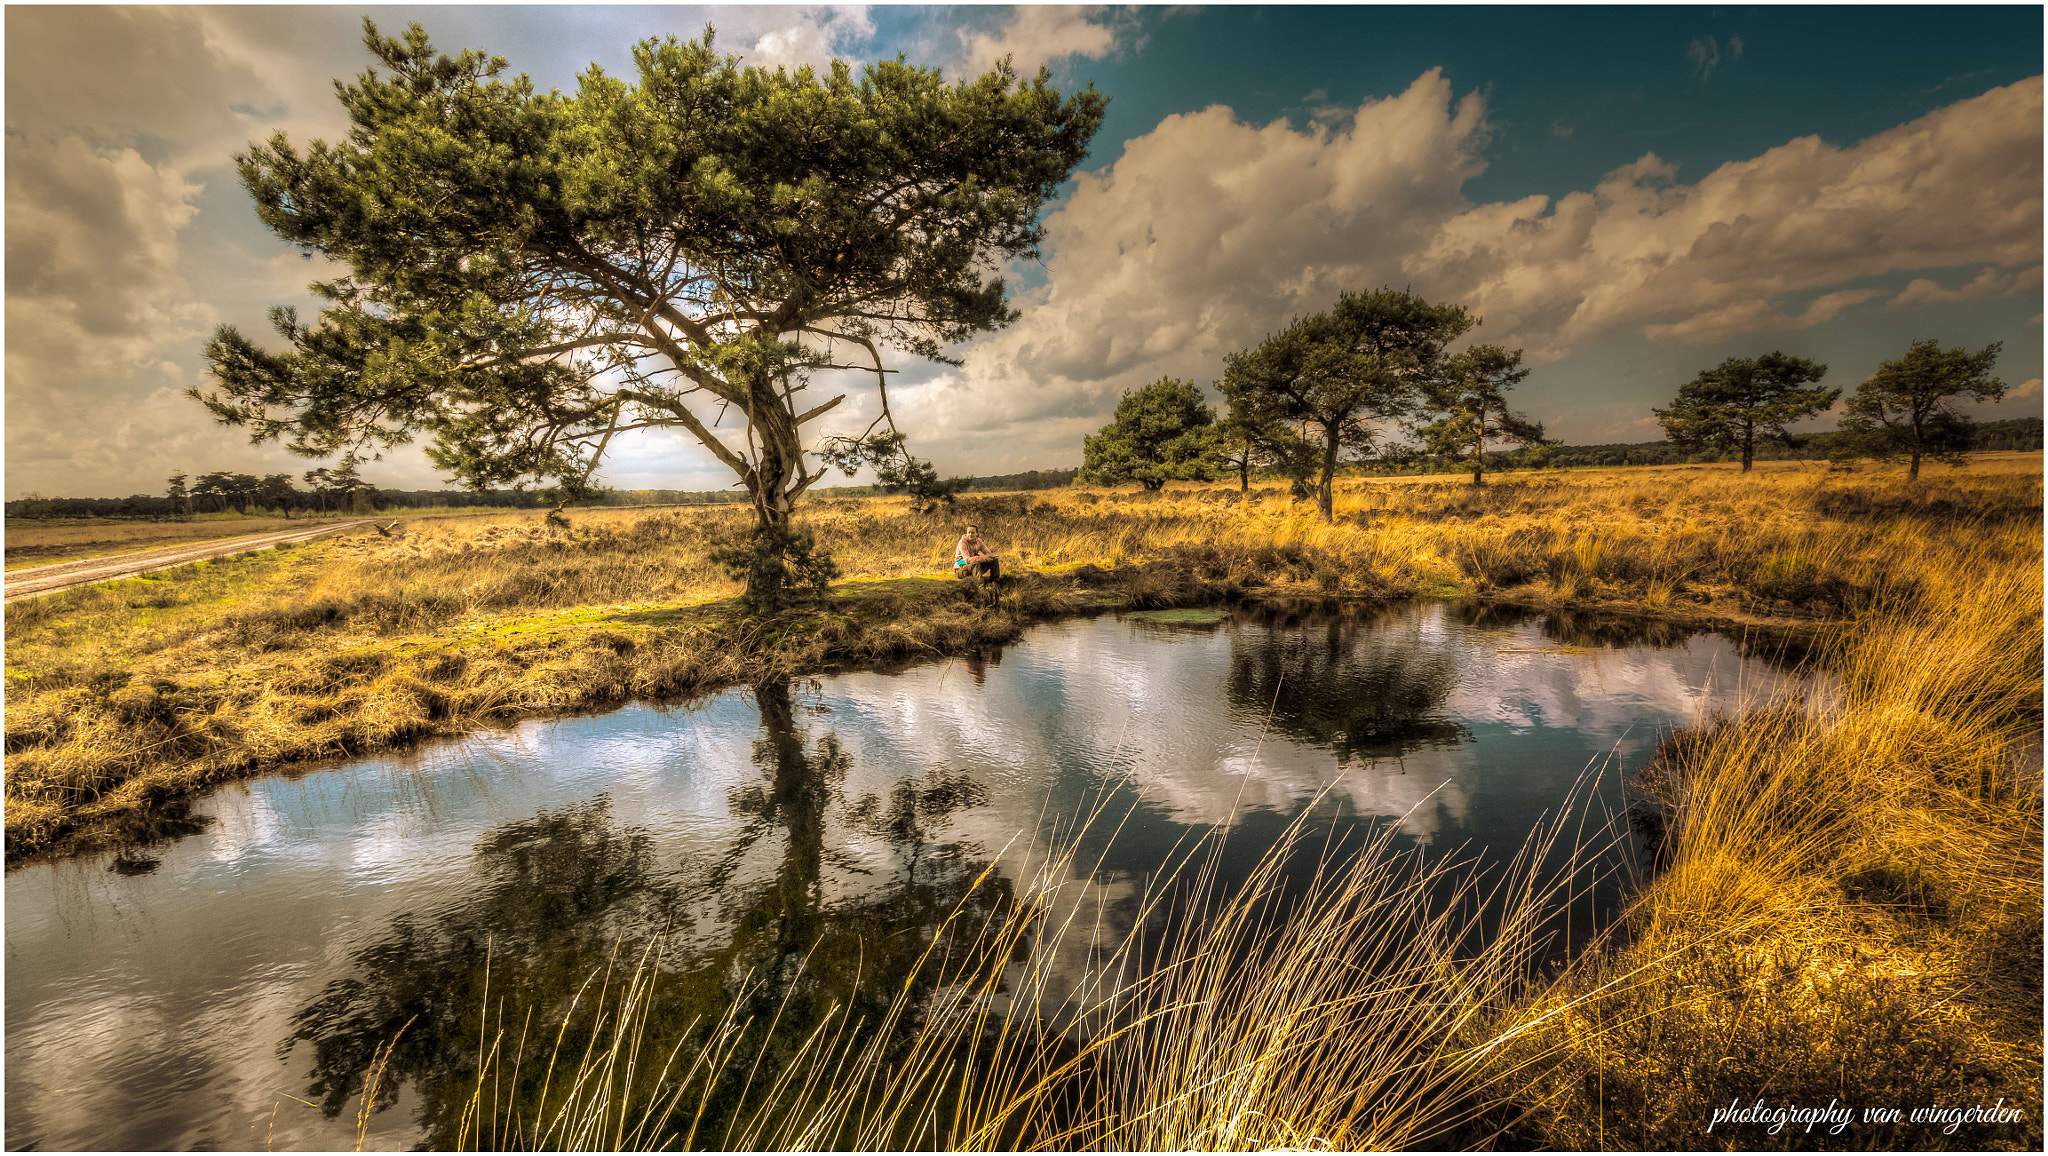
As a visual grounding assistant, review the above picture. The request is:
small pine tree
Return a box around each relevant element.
[1078,378,1222,491]
[166,472,191,516]
[1654,352,1836,471]
[1840,339,2006,481]
[1415,344,1545,485]
[1212,409,1301,494]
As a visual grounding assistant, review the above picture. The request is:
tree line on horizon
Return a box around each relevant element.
[9,462,385,520]
[13,413,2041,522]
[161,460,378,516]
[1079,289,2021,517]
[3,466,1097,521]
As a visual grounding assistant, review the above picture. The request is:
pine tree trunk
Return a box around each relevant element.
[1473,407,1487,485]
[1317,434,1338,523]
[743,380,807,610]
[1907,410,1925,481]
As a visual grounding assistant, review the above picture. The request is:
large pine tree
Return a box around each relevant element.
[197,22,1105,606]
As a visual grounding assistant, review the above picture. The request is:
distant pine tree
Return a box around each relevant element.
[1840,340,2007,480]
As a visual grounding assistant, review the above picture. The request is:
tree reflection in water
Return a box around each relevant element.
[284,681,1010,1148]
[1227,601,1469,760]
[1448,600,1699,650]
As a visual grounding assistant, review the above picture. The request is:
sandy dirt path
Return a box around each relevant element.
[4,520,375,601]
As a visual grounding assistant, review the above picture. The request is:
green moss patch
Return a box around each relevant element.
[1123,607,1231,627]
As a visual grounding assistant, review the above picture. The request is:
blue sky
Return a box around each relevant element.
[6,4,2042,497]
[1072,6,2042,203]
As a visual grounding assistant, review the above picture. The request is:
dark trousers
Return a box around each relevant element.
[962,557,1001,582]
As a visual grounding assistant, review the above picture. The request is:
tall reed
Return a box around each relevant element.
[417,775,1631,1152]
[1476,506,2043,1149]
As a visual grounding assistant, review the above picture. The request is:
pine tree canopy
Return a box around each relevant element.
[197,21,1106,529]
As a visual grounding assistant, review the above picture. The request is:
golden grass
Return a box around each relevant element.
[2,506,536,569]
[2,513,360,570]
[7,455,2040,1149]
[6,457,2038,860]
[1472,485,2044,1148]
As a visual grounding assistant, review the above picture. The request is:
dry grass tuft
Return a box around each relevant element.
[1472,484,2043,1150]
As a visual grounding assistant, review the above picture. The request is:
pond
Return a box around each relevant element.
[4,600,1798,1150]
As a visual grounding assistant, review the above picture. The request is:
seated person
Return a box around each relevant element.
[954,524,1001,582]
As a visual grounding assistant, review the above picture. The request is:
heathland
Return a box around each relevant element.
[4,455,2041,1147]
[2,512,370,570]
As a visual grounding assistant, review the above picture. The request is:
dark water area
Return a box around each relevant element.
[4,600,1797,1150]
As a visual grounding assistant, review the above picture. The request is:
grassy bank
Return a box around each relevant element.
[1478,544,2042,1148]
[5,458,2036,860]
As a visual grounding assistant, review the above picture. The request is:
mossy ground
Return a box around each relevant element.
[1122,607,1232,626]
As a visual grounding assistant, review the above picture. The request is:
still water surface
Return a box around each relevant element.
[5,601,1792,1150]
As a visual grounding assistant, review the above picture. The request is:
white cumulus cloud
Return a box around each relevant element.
[728,5,878,74]
[4,136,224,492]
[895,72,2042,474]
[956,5,1129,77]
[1890,264,2046,309]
